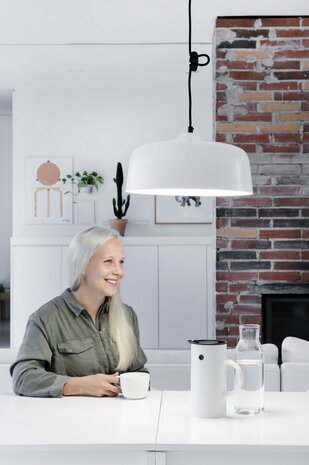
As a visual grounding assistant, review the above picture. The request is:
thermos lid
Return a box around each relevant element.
[188,339,226,345]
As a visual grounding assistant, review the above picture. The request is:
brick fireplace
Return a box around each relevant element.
[215,16,309,346]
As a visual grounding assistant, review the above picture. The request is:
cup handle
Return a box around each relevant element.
[224,358,243,396]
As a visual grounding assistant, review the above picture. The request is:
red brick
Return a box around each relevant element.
[303,230,309,239]
[274,134,302,143]
[259,271,301,281]
[302,251,309,260]
[216,218,229,228]
[231,240,270,250]
[216,271,258,282]
[274,197,309,207]
[216,239,229,249]
[276,29,309,38]
[240,315,262,325]
[233,81,258,91]
[275,91,307,101]
[232,197,272,207]
[260,251,300,260]
[216,83,228,91]
[260,18,300,27]
[303,18,309,26]
[229,283,249,293]
[216,315,240,325]
[259,186,301,196]
[216,198,230,207]
[274,50,309,60]
[260,82,299,91]
[260,144,300,153]
[274,262,309,271]
[302,273,309,282]
[216,294,237,304]
[215,133,227,142]
[239,294,261,304]
[231,28,269,39]
[233,113,272,122]
[260,39,300,48]
[216,18,256,28]
[259,229,301,239]
[229,71,267,81]
[233,305,261,315]
[272,61,301,70]
[216,282,229,293]
[216,60,256,70]
[233,134,269,143]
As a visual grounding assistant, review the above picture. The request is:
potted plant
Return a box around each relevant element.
[109,162,130,236]
[62,170,104,194]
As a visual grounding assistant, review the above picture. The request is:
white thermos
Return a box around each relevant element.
[188,339,243,418]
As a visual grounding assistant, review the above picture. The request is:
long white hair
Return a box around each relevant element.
[67,226,137,371]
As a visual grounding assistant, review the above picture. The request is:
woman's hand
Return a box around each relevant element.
[62,372,121,397]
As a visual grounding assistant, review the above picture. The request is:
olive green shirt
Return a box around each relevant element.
[10,289,147,398]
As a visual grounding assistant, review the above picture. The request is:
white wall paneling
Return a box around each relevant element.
[11,236,214,349]
[11,245,62,347]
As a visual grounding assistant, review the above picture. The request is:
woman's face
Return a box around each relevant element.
[82,238,125,298]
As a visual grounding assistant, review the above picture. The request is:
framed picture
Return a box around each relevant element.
[155,196,213,224]
[26,157,73,224]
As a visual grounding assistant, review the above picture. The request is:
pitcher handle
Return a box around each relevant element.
[224,358,243,396]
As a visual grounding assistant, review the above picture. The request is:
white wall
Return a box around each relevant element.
[0,93,12,283]
[12,43,215,238]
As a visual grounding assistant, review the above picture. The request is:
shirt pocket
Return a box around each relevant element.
[57,338,96,376]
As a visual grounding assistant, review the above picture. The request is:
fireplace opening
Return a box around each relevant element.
[262,294,309,362]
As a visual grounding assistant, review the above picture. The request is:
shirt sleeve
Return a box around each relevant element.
[10,318,70,398]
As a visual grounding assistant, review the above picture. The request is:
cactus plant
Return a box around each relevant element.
[112,162,130,219]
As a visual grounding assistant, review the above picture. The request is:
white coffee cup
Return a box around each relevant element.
[188,339,243,418]
[119,372,150,400]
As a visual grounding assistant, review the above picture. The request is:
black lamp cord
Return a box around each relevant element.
[187,0,210,133]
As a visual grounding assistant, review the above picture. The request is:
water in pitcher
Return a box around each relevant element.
[234,324,264,415]
[233,359,264,415]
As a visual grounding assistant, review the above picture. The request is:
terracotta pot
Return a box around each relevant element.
[109,219,128,236]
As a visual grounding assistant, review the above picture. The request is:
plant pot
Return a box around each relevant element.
[109,219,128,236]
[79,186,93,193]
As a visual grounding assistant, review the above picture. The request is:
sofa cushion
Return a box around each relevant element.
[282,337,309,363]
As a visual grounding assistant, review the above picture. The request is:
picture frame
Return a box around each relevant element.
[155,195,213,224]
[26,157,73,224]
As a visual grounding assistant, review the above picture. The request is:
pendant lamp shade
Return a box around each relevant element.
[126,133,253,197]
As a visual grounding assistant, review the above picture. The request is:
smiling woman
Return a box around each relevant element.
[10,227,148,398]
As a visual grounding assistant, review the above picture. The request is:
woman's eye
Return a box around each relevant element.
[104,259,112,264]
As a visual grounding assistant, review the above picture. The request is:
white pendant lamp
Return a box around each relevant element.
[126,0,253,197]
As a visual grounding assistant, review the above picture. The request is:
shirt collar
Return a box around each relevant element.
[62,288,109,317]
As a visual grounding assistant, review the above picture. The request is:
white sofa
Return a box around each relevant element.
[281,337,309,391]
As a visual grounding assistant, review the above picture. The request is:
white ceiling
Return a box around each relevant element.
[0,0,308,91]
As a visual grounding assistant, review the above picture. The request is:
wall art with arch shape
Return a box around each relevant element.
[26,157,73,224]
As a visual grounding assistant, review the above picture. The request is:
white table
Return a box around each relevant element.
[1,391,309,465]
[156,391,309,465]
[0,391,162,465]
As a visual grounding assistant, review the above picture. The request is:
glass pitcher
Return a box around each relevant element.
[234,324,264,415]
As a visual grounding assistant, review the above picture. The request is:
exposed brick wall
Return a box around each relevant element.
[215,16,309,346]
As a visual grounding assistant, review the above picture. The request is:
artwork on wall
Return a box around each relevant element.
[26,157,73,224]
[155,196,213,224]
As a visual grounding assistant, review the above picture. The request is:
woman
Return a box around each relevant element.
[10,227,147,397]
